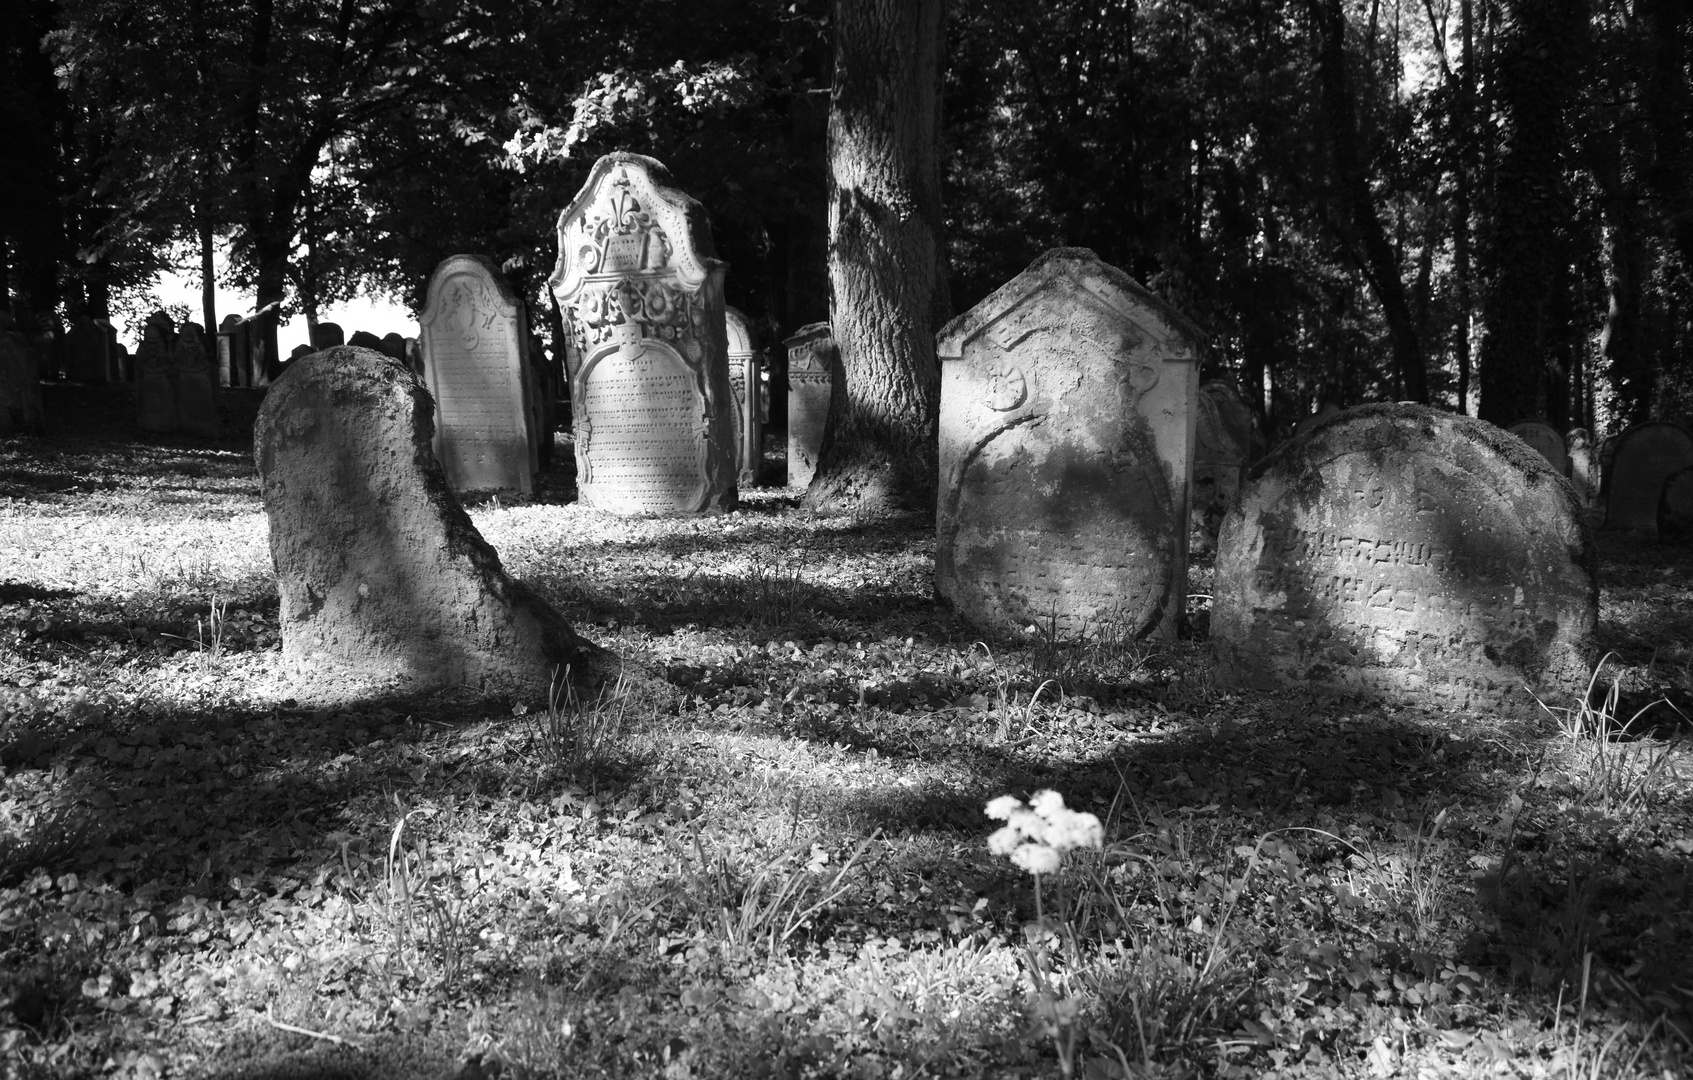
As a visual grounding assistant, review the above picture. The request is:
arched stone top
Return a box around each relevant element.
[724,306,756,359]
[548,152,725,303]
[423,255,522,331]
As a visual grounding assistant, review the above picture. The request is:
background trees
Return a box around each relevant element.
[3,0,1691,441]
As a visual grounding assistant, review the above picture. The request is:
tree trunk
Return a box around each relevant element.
[199,212,217,336]
[804,0,950,514]
[1312,0,1428,403]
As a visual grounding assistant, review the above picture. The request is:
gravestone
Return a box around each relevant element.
[1604,422,1693,531]
[173,322,220,438]
[1567,428,1600,511]
[65,317,108,382]
[349,330,384,350]
[0,332,45,436]
[724,306,762,486]
[785,322,835,488]
[1192,379,1259,541]
[420,254,537,497]
[1507,420,1568,475]
[254,346,607,701]
[380,332,408,363]
[549,151,737,514]
[1213,404,1597,717]
[136,321,177,433]
[312,322,345,349]
[1660,466,1693,545]
[1294,402,1341,438]
[111,341,131,384]
[290,343,314,361]
[936,247,1202,642]
[217,315,243,386]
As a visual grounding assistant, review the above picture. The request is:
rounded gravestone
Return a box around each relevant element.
[1659,466,1693,546]
[1214,404,1597,718]
[1506,420,1568,476]
[1604,422,1693,532]
[255,346,609,702]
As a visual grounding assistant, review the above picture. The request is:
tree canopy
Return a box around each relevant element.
[3,0,1691,435]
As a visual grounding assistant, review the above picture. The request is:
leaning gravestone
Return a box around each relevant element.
[549,152,737,514]
[65,317,108,383]
[936,247,1201,642]
[173,322,220,438]
[1507,420,1568,475]
[136,321,177,433]
[1192,379,1258,540]
[724,306,762,486]
[1604,422,1693,531]
[420,254,537,497]
[254,346,607,700]
[1567,428,1600,512]
[785,323,835,488]
[1213,404,1597,717]
[1660,466,1693,545]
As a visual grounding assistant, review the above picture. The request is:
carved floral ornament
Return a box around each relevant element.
[423,259,520,354]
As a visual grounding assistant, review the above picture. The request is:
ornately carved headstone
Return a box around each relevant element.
[724,306,762,486]
[1604,422,1693,531]
[1507,420,1568,475]
[1213,404,1597,716]
[936,247,1201,641]
[1567,428,1600,512]
[549,152,737,514]
[1192,379,1259,540]
[173,322,220,438]
[784,323,835,488]
[254,346,605,700]
[420,254,537,497]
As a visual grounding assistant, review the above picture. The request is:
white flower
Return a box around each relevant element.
[1010,843,1061,876]
[985,795,1023,821]
[987,825,1023,856]
[1029,789,1066,816]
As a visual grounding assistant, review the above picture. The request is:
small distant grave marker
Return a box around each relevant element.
[136,317,178,433]
[549,152,737,514]
[1604,422,1693,531]
[0,331,45,436]
[65,317,108,383]
[419,254,538,497]
[784,322,835,488]
[1507,420,1568,475]
[935,247,1201,642]
[1213,404,1597,716]
[173,322,220,438]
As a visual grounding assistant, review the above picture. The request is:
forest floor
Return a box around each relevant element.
[1,383,1692,1080]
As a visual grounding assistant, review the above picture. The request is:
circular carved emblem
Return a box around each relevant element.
[985,364,1028,411]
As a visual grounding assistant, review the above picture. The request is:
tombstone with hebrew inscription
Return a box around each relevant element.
[1604,422,1693,532]
[1507,420,1568,475]
[785,323,835,488]
[420,255,537,497]
[1213,404,1597,717]
[936,248,1201,642]
[549,152,737,514]
[724,306,762,486]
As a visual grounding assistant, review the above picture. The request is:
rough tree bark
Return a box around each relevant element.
[803,0,950,514]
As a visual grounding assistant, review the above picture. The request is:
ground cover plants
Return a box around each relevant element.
[1,383,1691,1079]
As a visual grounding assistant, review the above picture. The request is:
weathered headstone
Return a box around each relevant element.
[1567,428,1600,511]
[349,330,384,350]
[312,322,345,349]
[216,315,241,386]
[1507,420,1568,475]
[1604,422,1693,531]
[379,332,408,363]
[724,306,762,486]
[549,152,737,514]
[1660,466,1693,545]
[111,341,131,384]
[174,322,220,438]
[1213,404,1597,716]
[420,254,537,497]
[784,322,835,488]
[136,321,177,433]
[0,332,45,436]
[1192,379,1259,541]
[936,247,1201,641]
[65,316,108,383]
[254,346,607,701]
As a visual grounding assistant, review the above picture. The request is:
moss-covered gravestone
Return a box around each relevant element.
[935,248,1202,641]
[1213,404,1597,717]
[255,346,607,701]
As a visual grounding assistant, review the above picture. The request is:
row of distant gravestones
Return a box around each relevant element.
[234,150,1636,721]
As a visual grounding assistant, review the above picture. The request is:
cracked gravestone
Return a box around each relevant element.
[1213,404,1597,717]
